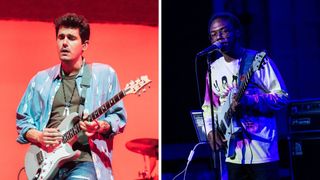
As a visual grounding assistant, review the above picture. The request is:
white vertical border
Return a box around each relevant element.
[158,0,162,179]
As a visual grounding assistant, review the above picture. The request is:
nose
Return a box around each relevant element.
[211,34,223,44]
[210,31,224,43]
[62,38,68,47]
[215,31,224,40]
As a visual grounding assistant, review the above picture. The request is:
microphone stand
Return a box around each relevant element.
[205,51,223,180]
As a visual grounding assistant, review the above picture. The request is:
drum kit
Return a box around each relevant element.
[125,138,158,180]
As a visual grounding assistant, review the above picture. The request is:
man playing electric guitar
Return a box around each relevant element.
[16,13,127,180]
[201,12,288,180]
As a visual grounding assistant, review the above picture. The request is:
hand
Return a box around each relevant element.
[207,130,227,151]
[79,114,100,137]
[222,85,239,112]
[230,94,239,112]
[32,128,62,149]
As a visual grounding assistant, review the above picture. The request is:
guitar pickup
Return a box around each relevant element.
[36,151,44,165]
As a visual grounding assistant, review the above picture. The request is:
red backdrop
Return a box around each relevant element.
[0,20,158,179]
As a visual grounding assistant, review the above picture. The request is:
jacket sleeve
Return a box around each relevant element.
[202,73,220,135]
[240,57,289,113]
[16,76,41,144]
[100,69,127,137]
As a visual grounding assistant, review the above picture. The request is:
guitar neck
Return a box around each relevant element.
[62,90,126,143]
[88,90,126,121]
[224,66,254,124]
[235,67,253,102]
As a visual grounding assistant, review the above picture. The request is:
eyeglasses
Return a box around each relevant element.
[209,27,233,39]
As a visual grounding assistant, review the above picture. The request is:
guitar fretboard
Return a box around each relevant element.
[88,91,125,121]
[235,67,253,102]
[224,51,265,123]
[62,90,126,143]
[224,67,253,124]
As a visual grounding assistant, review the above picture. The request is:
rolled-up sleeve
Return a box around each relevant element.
[93,64,127,137]
[104,70,127,135]
[16,78,39,144]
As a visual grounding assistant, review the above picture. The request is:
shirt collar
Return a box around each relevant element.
[53,58,86,80]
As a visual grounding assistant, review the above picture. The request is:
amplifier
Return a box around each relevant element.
[288,98,320,133]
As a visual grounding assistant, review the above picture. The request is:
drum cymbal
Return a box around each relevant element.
[126,138,158,157]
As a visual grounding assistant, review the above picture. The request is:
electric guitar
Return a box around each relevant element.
[24,75,152,180]
[216,51,266,158]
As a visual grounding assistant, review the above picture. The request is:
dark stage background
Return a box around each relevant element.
[162,0,320,179]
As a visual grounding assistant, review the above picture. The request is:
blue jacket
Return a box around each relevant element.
[16,61,127,179]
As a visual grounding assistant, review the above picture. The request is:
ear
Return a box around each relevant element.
[82,40,89,51]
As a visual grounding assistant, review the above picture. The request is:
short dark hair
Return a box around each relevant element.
[208,12,241,34]
[54,13,90,43]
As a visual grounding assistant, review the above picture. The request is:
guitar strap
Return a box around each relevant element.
[79,63,92,118]
[237,50,261,135]
[237,49,258,133]
[228,49,258,159]
[238,49,257,79]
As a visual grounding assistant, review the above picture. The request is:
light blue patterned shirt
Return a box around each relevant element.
[16,62,127,144]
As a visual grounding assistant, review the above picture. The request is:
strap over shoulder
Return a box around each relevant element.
[238,49,258,80]
[79,63,92,118]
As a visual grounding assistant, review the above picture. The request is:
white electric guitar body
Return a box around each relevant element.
[216,51,266,158]
[24,76,151,180]
[25,113,81,180]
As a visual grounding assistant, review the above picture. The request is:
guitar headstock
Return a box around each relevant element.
[124,75,152,95]
[252,51,267,72]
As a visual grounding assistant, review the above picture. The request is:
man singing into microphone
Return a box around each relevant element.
[201,12,288,180]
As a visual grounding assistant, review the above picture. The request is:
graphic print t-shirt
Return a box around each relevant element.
[210,56,241,103]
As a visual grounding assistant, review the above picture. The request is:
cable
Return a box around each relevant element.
[17,167,25,180]
[194,50,221,108]
[172,142,207,180]
[194,55,203,108]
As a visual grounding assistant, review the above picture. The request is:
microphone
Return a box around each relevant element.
[197,41,222,56]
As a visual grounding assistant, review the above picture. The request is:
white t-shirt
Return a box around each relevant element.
[210,56,240,102]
